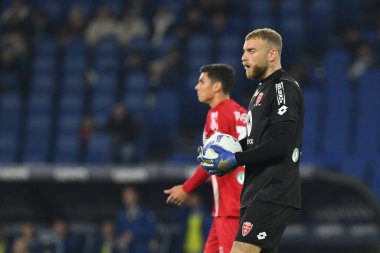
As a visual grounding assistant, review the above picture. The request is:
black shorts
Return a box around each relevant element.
[235,200,297,253]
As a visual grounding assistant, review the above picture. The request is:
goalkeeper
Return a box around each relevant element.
[199,29,305,253]
[164,64,247,253]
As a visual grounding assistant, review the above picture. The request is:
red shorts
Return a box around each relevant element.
[204,216,239,253]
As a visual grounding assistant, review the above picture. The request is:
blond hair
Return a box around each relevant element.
[245,28,282,55]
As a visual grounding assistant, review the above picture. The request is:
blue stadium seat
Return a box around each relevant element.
[185,35,211,56]
[307,0,333,49]
[279,0,303,16]
[321,49,351,165]
[126,37,150,55]
[59,93,84,117]
[186,54,212,74]
[54,134,80,163]
[124,93,146,123]
[0,133,18,163]
[338,156,369,182]
[63,55,86,75]
[95,37,118,57]
[124,71,148,94]
[57,115,82,136]
[94,71,118,95]
[28,93,52,115]
[353,70,380,161]
[149,90,180,150]
[0,93,22,135]
[325,49,350,89]
[369,161,380,202]
[34,37,57,56]
[62,73,85,94]
[321,87,351,166]
[155,36,180,57]
[23,115,52,162]
[0,93,20,163]
[94,54,119,72]
[91,93,114,123]
[301,90,321,164]
[219,34,240,54]
[31,72,56,94]
[64,37,87,55]
[249,0,272,16]
[279,16,305,66]
[33,55,56,73]
[38,0,65,25]
[248,16,275,29]
[85,133,112,164]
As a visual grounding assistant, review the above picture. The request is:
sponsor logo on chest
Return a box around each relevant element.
[254,92,264,107]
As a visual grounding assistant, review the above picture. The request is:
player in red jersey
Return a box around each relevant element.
[164,64,247,253]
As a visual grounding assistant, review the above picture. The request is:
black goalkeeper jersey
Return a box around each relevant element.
[236,69,304,209]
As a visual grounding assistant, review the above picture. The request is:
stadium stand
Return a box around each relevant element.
[0,0,379,252]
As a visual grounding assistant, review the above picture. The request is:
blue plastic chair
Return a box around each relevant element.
[85,133,112,164]
[54,134,81,163]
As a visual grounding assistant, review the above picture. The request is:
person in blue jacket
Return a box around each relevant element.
[115,187,157,253]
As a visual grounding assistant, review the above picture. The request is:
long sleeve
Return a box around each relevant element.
[182,165,210,193]
[235,121,297,168]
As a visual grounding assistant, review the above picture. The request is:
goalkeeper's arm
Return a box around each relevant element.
[235,121,297,168]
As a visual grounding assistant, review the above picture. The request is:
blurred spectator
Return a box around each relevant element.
[209,11,228,38]
[171,194,211,253]
[84,6,116,47]
[19,222,41,253]
[52,219,79,253]
[104,103,140,164]
[10,238,30,253]
[198,0,232,14]
[91,220,116,253]
[29,10,54,43]
[0,227,8,253]
[79,115,95,161]
[115,10,149,48]
[349,42,377,81]
[124,50,145,72]
[341,26,363,56]
[59,6,86,45]
[151,5,176,48]
[115,187,157,253]
[0,46,18,93]
[0,33,29,96]
[1,0,30,36]
[148,47,184,91]
[183,6,204,36]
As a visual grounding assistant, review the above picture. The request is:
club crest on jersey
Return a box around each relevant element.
[255,92,264,107]
[242,221,253,237]
[275,82,286,105]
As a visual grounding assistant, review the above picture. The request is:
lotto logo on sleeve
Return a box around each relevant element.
[242,221,253,237]
[277,105,288,115]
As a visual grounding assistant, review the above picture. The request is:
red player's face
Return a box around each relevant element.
[195,72,215,104]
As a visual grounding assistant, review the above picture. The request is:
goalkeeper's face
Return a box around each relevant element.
[195,72,215,105]
[242,38,271,80]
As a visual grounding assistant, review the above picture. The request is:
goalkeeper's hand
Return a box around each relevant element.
[197,144,238,176]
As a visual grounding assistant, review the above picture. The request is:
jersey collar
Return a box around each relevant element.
[259,69,285,86]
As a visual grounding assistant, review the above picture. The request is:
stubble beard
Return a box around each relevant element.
[246,65,267,80]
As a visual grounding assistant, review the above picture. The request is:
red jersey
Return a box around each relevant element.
[183,99,247,217]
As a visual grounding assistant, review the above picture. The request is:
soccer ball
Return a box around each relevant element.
[203,133,242,159]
